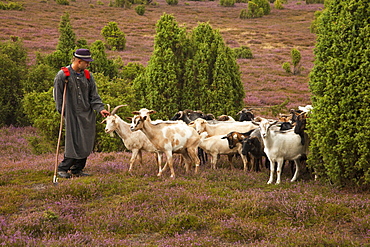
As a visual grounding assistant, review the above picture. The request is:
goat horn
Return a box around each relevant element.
[106,104,111,113]
[111,104,128,115]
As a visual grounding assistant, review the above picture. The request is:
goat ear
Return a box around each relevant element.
[149,110,156,114]
[132,111,140,115]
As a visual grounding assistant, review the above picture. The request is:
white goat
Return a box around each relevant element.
[256,118,308,184]
[190,118,257,136]
[102,105,163,173]
[130,109,200,178]
[199,132,248,170]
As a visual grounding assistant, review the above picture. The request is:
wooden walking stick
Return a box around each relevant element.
[53,79,68,185]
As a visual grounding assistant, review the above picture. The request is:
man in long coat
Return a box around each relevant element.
[53,49,110,178]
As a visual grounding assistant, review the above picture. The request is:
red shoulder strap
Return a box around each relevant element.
[84,69,90,80]
[61,67,70,77]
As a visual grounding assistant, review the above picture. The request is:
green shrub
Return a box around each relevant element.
[247,1,264,18]
[165,0,178,5]
[239,9,248,19]
[234,46,253,59]
[0,1,24,10]
[220,0,235,7]
[94,73,137,152]
[23,63,56,93]
[0,39,28,127]
[120,62,145,80]
[282,62,291,73]
[274,0,283,9]
[291,48,301,75]
[308,0,370,185]
[101,22,126,51]
[56,0,69,5]
[114,0,131,8]
[22,89,60,145]
[135,4,145,15]
[253,0,270,15]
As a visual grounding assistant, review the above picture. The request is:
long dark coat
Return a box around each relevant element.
[53,66,105,159]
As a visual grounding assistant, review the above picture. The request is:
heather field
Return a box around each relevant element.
[2,0,370,246]
[1,0,319,110]
[1,124,370,246]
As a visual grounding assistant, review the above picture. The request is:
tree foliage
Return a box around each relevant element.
[101,22,126,51]
[37,12,77,70]
[0,39,28,127]
[308,0,370,185]
[133,14,245,119]
[89,40,119,78]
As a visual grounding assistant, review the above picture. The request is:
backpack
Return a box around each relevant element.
[61,67,90,81]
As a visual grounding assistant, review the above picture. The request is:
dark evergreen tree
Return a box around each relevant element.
[133,14,188,119]
[308,0,370,185]
[89,40,119,78]
[184,23,244,117]
[38,12,77,69]
[133,15,245,119]
[0,39,28,127]
[56,12,76,55]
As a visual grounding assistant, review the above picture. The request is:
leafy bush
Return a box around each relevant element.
[291,48,301,75]
[22,88,61,149]
[101,22,126,51]
[114,0,131,7]
[0,39,28,127]
[23,63,56,94]
[94,73,138,152]
[56,0,69,5]
[165,0,178,5]
[282,62,291,73]
[120,62,145,80]
[274,0,283,9]
[234,46,253,59]
[310,10,322,34]
[247,1,264,18]
[220,0,235,7]
[89,40,119,78]
[135,4,145,15]
[308,0,370,185]
[0,1,24,10]
[282,48,302,75]
[239,9,248,19]
[253,0,270,15]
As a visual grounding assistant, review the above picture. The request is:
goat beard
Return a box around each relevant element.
[109,132,115,138]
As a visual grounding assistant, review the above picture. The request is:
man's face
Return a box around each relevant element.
[78,59,90,70]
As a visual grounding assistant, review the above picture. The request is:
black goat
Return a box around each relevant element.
[237,108,254,121]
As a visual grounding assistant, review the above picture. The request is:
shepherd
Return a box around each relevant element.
[53,48,110,179]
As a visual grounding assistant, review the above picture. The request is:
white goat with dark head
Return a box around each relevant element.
[130,109,200,178]
[255,118,308,184]
[102,105,163,173]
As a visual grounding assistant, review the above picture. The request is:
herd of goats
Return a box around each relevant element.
[101,105,312,184]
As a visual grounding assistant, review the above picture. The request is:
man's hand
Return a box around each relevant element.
[100,109,110,118]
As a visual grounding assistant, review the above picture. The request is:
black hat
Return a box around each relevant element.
[73,49,94,62]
